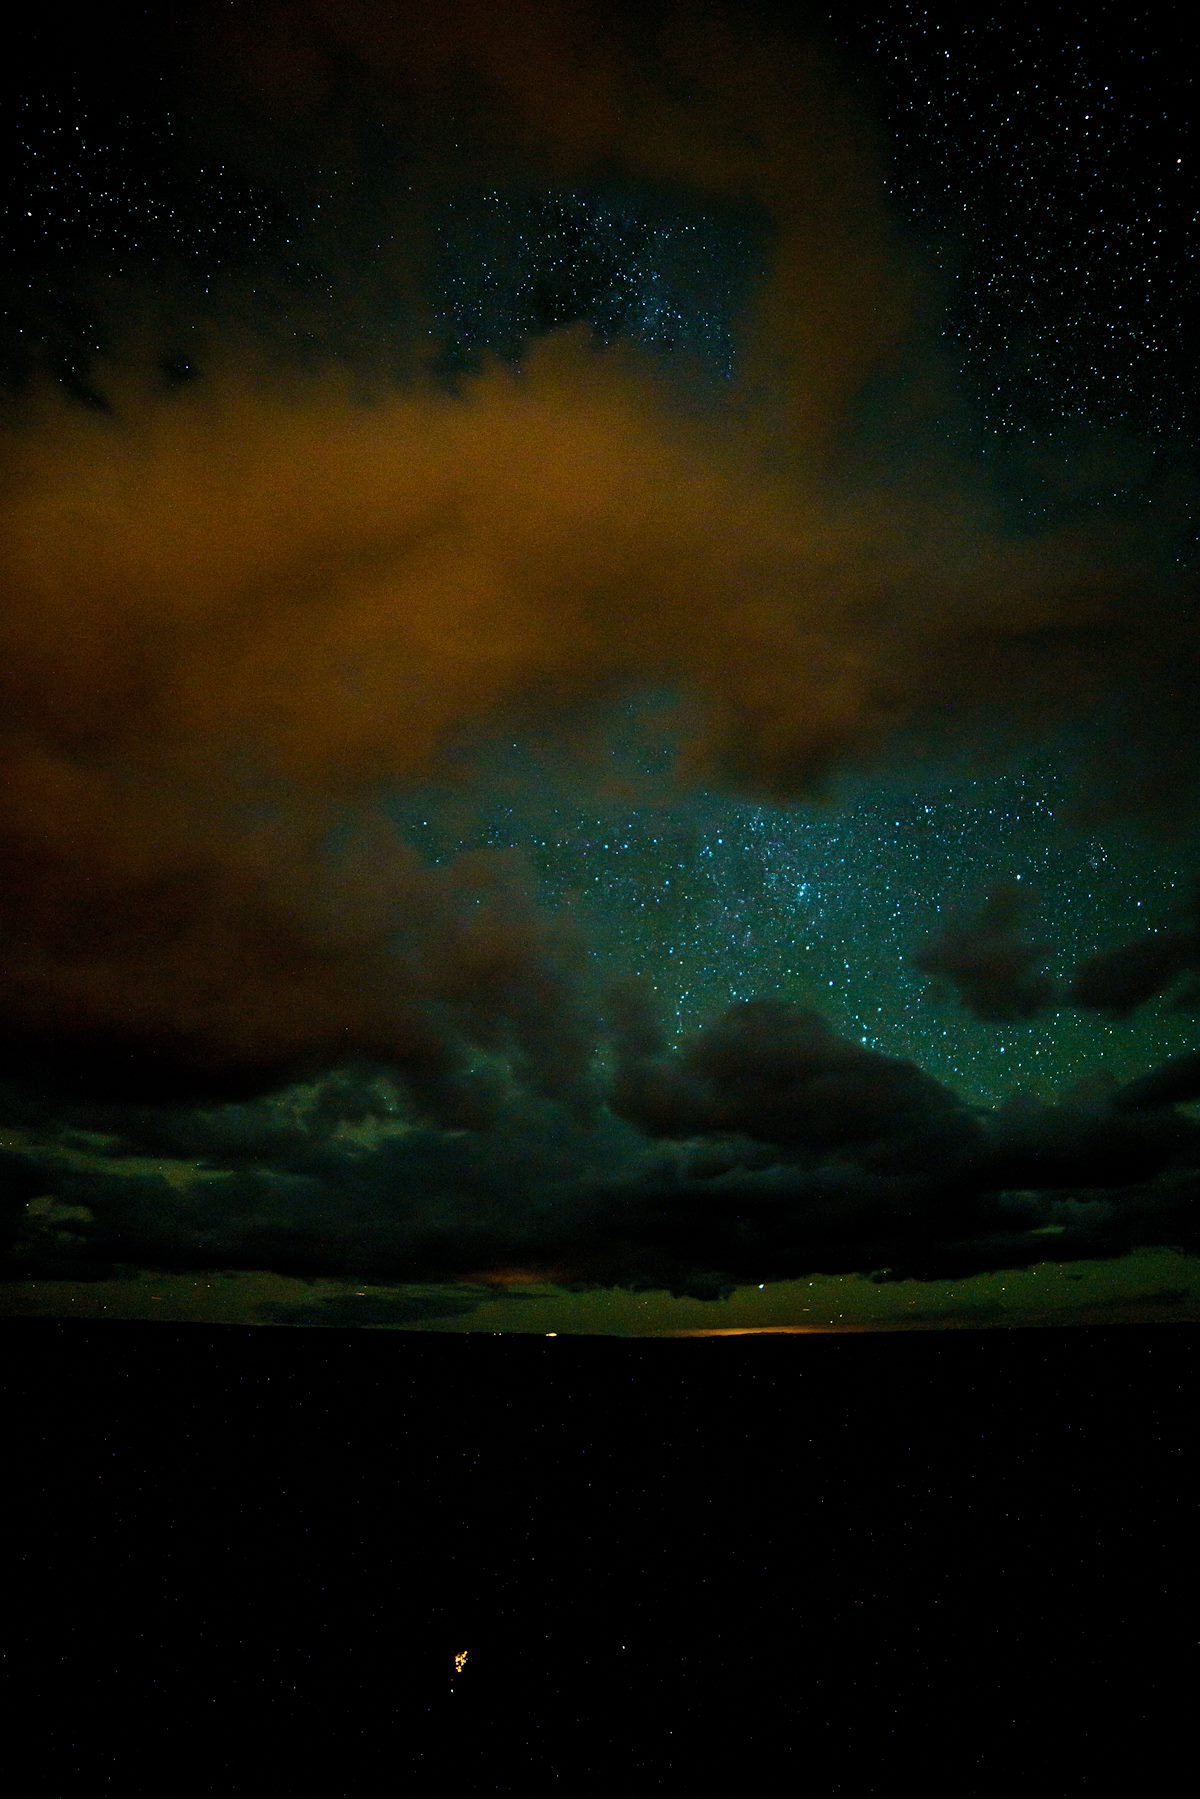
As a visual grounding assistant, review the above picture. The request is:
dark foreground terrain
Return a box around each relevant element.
[4,1321,1194,1792]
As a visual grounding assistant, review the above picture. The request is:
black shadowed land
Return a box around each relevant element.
[5,1320,1193,1791]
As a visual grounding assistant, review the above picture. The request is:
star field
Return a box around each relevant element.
[403,756,1194,1108]
[836,3,1196,545]
[432,187,749,378]
[383,4,1198,1121]
[844,5,1195,440]
[0,86,305,397]
[1,0,1196,1329]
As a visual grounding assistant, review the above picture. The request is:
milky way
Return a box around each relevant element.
[1,1,1196,1329]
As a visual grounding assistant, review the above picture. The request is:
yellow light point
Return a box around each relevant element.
[454,1650,468,1677]
[545,1332,557,1337]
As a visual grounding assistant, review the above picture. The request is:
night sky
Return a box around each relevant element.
[1,0,1198,1333]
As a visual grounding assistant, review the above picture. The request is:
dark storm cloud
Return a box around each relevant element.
[1117,1049,1200,1111]
[1068,928,1200,1015]
[71,1067,412,1167]
[611,996,975,1175]
[589,1001,1200,1288]
[6,999,1197,1296]
[914,885,1056,1022]
[914,885,1200,1022]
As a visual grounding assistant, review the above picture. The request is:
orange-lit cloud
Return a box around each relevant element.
[0,0,1193,1118]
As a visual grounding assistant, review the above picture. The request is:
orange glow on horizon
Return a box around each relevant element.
[664,1324,850,1336]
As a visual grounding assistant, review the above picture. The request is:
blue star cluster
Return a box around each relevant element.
[432,187,749,378]
[393,0,1198,1113]
[405,756,1194,1107]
